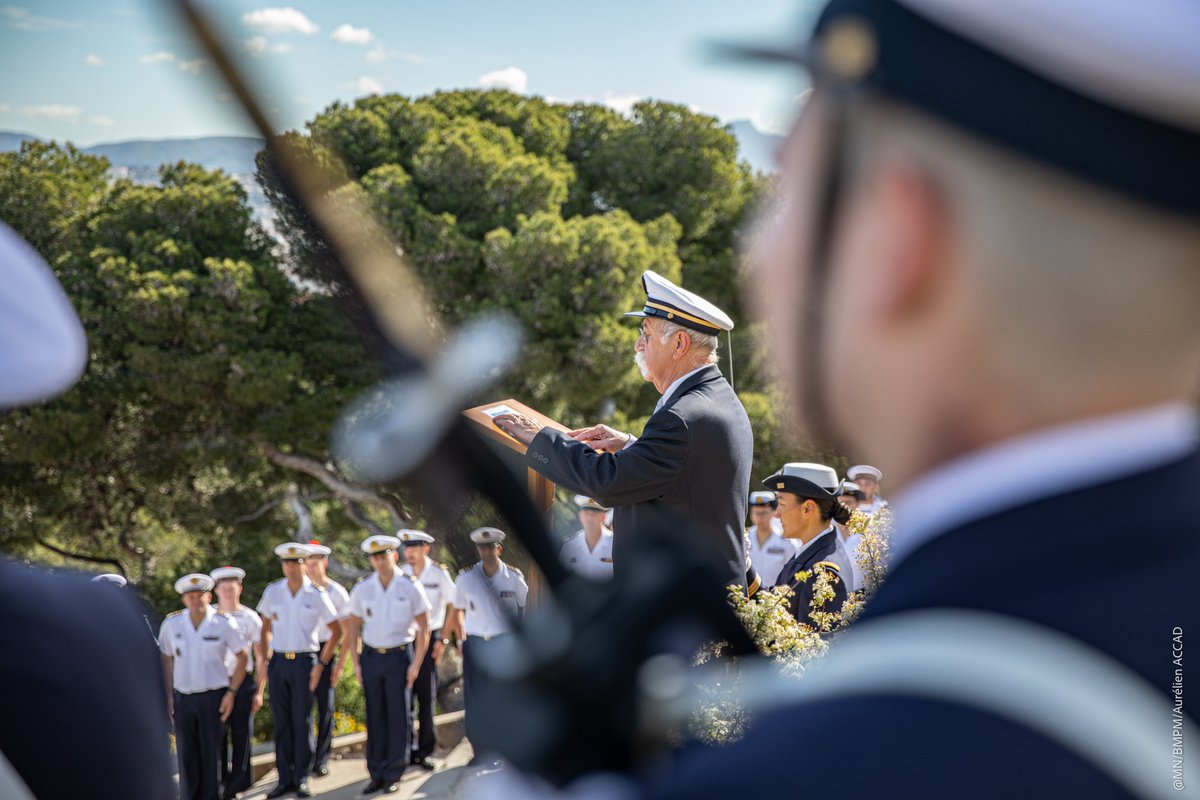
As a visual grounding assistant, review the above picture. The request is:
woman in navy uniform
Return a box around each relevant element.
[763,463,855,627]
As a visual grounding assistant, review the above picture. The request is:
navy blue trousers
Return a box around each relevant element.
[219,678,255,797]
[410,629,439,760]
[312,650,335,770]
[462,635,507,748]
[267,653,316,787]
[362,645,412,783]
[175,688,224,800]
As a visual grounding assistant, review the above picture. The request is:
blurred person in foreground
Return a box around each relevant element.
[0,221,176,799]
[472,0,1200,796]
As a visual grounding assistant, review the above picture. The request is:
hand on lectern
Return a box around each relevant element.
[493,412,544,445]
[567,424,631,452]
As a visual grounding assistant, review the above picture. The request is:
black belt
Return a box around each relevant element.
[365,643,412,655]
[275,651,316,660]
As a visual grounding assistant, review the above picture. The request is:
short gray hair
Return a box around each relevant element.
[659,320,719,365]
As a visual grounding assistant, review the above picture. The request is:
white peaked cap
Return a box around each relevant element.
[625,270,734,335]
[175,573,215,594]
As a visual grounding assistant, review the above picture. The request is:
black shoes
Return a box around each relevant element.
[383,783,400,794]
[363,778,384,793]
[313,763,330,777]
[410,756,436,771]
[295,783,313,798]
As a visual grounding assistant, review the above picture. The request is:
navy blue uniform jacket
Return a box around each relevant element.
[526,364,753,586]
[642,450,1200,798]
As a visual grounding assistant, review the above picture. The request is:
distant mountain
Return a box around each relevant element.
[83,135,264,176]
[727,119,783,174]
[0,131,38,152]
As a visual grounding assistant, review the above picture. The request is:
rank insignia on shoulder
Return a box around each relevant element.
[814,560,841,573]
[175,647,182,657]
[366,608,373,617]
[601,558,613,563]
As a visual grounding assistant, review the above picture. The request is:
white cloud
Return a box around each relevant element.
[178,59,207,75]
[88,115,116,127]
[365,44,423,64]
[331,23,371,45]
[1,6,81,31]
[140,51,176,65]
[602,92,640,115]
[748,110,788,136]
[479,66,527,94]
[244,37,291,57]
[242,7,318,36]
[0,103,11,113]
[356,76,383,95]
[19,104,83,121]
[83,53,105,68]
[244,36,267,56]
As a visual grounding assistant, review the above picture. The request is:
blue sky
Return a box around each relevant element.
[0,0,819,146]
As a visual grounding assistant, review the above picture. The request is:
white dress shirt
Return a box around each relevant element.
[454,561,530,638]
[316,579,351,643]
[217,605,262,676]
[349,567,432,649]
[890,403,1199,568]
[401,561,457,630]
[559,529,615,580]
[747,526,799,586]
[159,607,246,694]
[256,577,339,653]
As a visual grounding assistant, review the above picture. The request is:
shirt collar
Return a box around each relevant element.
[890,402,1199,568]
[659,365,710,407]
[793,526,836,560]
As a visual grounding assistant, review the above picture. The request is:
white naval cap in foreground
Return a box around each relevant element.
[724,0,1200,215]
[397,529,435,545]
[470,527,507,544]
[0,222,88,408]
[625,270,735,335]
[175,573,215,594]
[764,462,841,498]
[273,542,313,561]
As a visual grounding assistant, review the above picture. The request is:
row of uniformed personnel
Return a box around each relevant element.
[153,526,529,800]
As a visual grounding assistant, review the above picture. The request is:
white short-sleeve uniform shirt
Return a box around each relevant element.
[217,605,263,677]
[747,528,800,586]
[348,567,433,649]
[401,561,457,631]
[159,607,247,694]
[453,562,529,638]
[558,530,615,581]
[256,577,338,653]
[317,579,351,643]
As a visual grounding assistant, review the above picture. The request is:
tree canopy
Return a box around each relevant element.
[1,91,841,616]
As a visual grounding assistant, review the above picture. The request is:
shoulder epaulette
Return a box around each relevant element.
[353,574,369,586]
[813,560,841,573]
[166,609,185,618]
[509,565,523,576]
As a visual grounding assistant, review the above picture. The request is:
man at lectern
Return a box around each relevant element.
[495,270,753,588]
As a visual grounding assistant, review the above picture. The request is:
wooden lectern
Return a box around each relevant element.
[462,399,570,606]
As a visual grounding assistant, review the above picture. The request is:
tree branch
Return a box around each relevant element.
[343,501,387,539]
[285,483,314,539]
[257,441,410,523]
[35,537,126,574]
[234,497,284,523]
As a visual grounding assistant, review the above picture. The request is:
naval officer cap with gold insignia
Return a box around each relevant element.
[625,270,735,336]
[764,462,841,500]
[174,573,215,594]
[573,495,609,512]
[723,0,1200,216]
[749,490,779,508]
[469,527,507,545]
[210,565,246,582]
[361,534,401,554]
[273,542,313,562]
[397,529,435,546]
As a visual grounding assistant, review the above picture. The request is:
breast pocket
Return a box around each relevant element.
[299,602,320,630]
[498,590,518,615]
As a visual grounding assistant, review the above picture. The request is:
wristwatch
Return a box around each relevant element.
[441,638,451,645]
[319,657,332,667]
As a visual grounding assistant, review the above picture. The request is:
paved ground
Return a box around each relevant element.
[240,739,475,800]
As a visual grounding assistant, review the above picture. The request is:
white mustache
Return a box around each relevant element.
[634,351,650,378]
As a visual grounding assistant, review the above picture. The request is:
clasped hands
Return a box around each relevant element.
[493,413,631,452]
